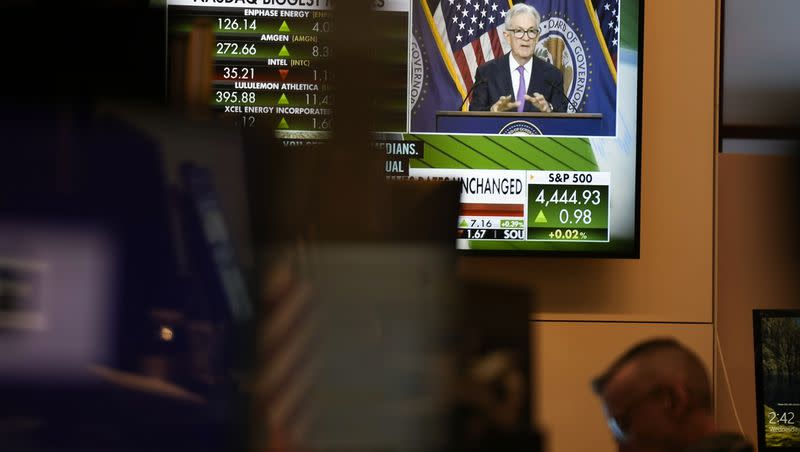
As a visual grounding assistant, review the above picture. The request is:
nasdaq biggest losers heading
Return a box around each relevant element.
[192,0,331,6]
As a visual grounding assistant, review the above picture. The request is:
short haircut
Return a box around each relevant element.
[505,3,541,30]
[591,338,713,412]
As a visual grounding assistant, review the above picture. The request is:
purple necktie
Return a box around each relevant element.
[516,65,526,112]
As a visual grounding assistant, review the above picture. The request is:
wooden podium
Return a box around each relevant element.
[435,111,605,136]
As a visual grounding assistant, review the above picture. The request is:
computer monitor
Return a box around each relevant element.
[753,309,800,451]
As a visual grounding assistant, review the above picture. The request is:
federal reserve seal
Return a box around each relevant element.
[536,14,592,113]
[499,120,543,135]
[409,34,426,113]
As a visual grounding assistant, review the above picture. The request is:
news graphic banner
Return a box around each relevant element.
[405,168,609,248]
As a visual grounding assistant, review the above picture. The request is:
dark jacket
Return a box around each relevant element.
[469,53,568,113]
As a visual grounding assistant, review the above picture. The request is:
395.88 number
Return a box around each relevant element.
[215,91,256,104]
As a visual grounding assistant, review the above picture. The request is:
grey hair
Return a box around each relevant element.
[504,3,541,30]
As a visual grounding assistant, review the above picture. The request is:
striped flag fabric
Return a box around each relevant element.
[427,0,512,96]
[593,0,620,68]
[256,244,317,452]
[409,0,512,132]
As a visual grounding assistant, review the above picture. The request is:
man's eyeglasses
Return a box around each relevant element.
[507,28,539,39]
[603,387,666,443]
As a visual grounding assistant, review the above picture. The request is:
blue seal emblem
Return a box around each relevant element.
[499,120,543,135]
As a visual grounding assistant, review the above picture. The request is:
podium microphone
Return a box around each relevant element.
[547,79,581,112]
[459,77,487,111]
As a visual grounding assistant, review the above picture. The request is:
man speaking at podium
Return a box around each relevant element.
[469,4,567,113]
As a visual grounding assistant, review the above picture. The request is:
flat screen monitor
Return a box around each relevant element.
[167,0,643,257]
[754,309,800,451]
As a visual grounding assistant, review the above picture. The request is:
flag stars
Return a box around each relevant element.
[458,21,465,29]
[479,22,485,29]
[614,25,619,34]
[488,16,495,23]
[470,14,477,23]
[480,9,487,17]
[612,37,618,46]
[468,27,474,35]
[462,9,469,17]
[452,16,458,23]
[604,2,610,10]
[456,34,463,42]
[608,20,614,28]
[491,3,498,11]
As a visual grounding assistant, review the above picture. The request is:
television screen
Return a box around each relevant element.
[167,0,643,257]
[754,309,800,451]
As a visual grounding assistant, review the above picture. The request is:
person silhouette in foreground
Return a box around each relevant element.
[592,338,752,452]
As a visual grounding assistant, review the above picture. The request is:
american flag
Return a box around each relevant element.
[593,0,619,67]
[427,0,512,95]
[257,244,317,452]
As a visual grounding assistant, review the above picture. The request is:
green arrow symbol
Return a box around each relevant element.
[277,117,289,129]
[278,21,291,33]
[278,45,290,57]
[459,219,468,228]
[534,210,548,223]
[278,93,289,105]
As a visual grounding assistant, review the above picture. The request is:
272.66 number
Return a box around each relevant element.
[216,42,257,56]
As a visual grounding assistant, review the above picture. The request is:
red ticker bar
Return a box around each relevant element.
[460,203,524,217]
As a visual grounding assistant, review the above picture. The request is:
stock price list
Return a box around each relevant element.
[527,171,610,242]
[458,218,526,241]
[168,1,334,131]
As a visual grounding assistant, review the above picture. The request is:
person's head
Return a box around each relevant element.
[592,338,715,452]
[503,4,541,65]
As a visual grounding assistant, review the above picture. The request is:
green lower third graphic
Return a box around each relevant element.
[527,184,609,241]
[528,227,608,241]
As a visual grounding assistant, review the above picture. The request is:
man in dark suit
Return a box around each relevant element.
[469,4,567,113]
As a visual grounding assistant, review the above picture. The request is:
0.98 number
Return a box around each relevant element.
[559,209,592,225]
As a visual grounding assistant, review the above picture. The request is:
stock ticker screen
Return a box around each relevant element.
[167,0,642,256]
